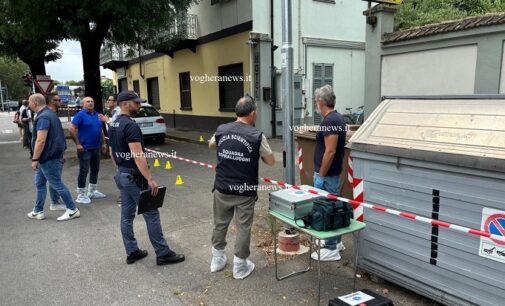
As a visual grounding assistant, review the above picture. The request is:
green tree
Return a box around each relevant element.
[0,1,64,77]
[0,56,31,101]
[395,0,505,31]
[65,80,85,86]
[55,0,195,112]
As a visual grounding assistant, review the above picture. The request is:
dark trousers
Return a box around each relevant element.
[77,148,100,188]
[113,170,171,257]
[22,125,32,157]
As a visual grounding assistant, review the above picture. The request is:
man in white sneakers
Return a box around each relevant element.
[27,93,80,221]
[208,96,275,279]
[311,85,347,261]
[69,96,107,204]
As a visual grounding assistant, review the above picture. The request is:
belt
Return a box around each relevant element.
[118,166,141,175]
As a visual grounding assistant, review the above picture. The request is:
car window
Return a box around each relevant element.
[136,106,160,117]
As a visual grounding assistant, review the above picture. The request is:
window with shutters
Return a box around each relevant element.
[312,63,333,124]
[179,72,192,110]
[147,77,160,109]
[133,80,140,95]
[218,63,244,112]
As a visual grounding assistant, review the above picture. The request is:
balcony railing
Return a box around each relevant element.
[100,13,198,66]
[144,13,198,50]
[99,45,129,65]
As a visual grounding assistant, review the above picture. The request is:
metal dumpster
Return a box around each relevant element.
[348,96,505,306]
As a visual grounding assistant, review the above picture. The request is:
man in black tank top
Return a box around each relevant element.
[208,96,275,279]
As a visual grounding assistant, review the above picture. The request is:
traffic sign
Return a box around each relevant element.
[34,79,54,95]
[479,207,505,264]
[484,213,505,246]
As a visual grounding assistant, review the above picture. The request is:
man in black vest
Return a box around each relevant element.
[208,95,275,279]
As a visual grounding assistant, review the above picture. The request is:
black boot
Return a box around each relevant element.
[126,249,148,264]
[156,251,185,265]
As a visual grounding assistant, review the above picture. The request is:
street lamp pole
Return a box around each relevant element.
[281,0,295,185]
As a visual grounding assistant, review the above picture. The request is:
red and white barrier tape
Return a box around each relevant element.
[142,147,505,243]
[347,156,354,184]
[297,146,303,175]
[348,156,364,221]
[145,148,214,169]
[353,177,364,222]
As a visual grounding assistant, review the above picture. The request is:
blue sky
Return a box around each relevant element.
[46,40,113,82]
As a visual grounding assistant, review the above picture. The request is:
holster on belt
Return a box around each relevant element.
[122,168,148,189]
[132,171,148,189]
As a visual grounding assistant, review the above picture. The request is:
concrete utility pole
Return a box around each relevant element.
[281,0,295,184]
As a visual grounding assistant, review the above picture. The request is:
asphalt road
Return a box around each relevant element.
[0,112,440,306]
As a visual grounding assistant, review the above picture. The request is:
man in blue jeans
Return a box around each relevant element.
[69,96,107,204]
[109,91,184,265]
[312,85,347,261]
[42,93,67,211]
[27,93,80,221]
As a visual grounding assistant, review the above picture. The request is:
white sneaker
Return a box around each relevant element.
[233,256,255,280]
[311,248,341,261]
[337,242,346,252]
[76,194,91,204]
[87,184,106,199]
[88,190,106,199]
[27,210,45,220]
[210,247,227,272]
[316,240,345,251]
[57,209,80,221]
[50,203,67,211]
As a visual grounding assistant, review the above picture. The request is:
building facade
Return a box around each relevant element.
[101,0,367,137]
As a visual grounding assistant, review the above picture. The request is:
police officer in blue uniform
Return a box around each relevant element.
[208,95,275,279]
[109,90,184,265]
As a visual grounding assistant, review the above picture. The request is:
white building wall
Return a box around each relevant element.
[381,45,478,96]
[189,0,252,37]
[252,0,367,121]
[305,48,366,116]
[253,0,366,71]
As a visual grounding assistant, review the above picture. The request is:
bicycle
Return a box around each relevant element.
[342,106,364,125]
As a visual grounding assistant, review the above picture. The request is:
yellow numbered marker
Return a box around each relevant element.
[175,175,184,185]
[165,161,172,170]
[153,159,160,167]
[199,136,205,142]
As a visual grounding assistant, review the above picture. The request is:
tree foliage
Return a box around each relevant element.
[65,80,85,86]
[53,0,195,110]
[395,0,505,30]
[0,0,64,75]
[0,56,31,101]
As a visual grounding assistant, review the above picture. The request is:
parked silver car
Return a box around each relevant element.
[133,103,167,144]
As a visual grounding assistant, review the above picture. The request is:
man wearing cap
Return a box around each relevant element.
[69,96,107,204]
[109,90,185,265]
